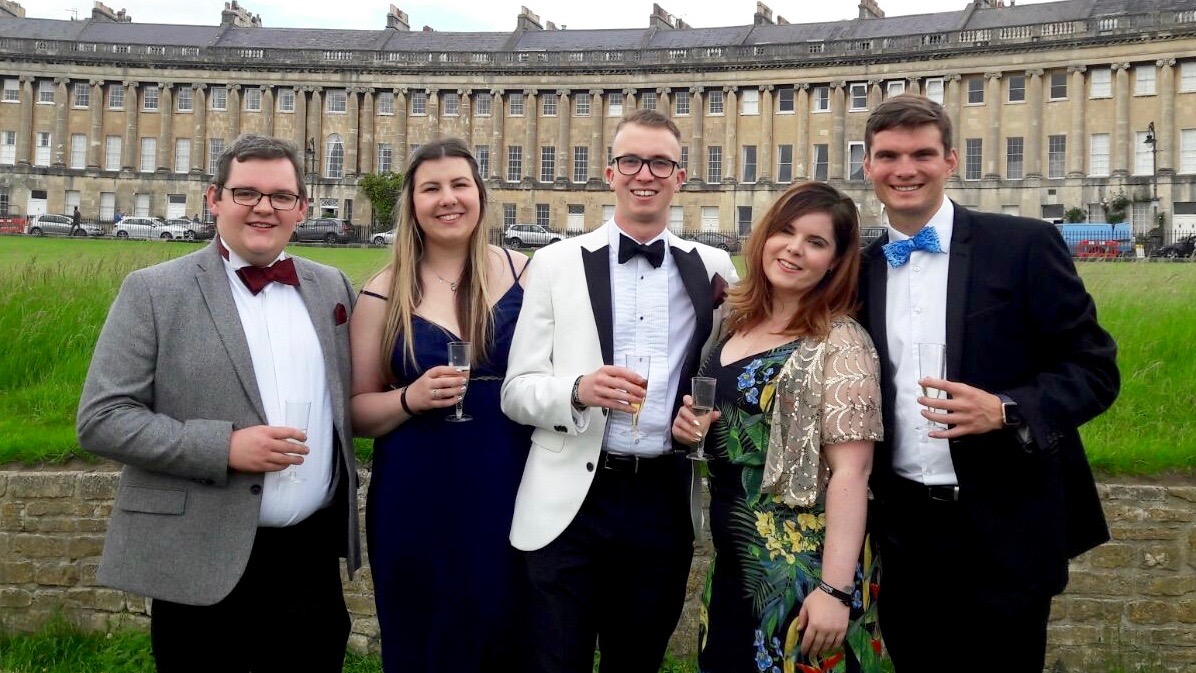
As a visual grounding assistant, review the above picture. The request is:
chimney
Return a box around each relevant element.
[92,2,131,22]
[0,0,24,19]
[754,2,774,25]
[858,0,885,19]
[973,0,1007,7]
[221,1,260,27]
[386,5,409,30]
[776,15,789,25]
[517,6,542,31]
[649,3,687,29]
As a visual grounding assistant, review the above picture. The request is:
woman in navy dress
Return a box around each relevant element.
[350,139,531,672]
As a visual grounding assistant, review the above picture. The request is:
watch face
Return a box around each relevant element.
[1003,402,1023,427]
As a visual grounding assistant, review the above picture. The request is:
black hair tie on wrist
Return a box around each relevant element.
[400,386,419,416]
[818,580,853,607]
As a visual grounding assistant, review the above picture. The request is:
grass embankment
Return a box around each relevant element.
[0,236,1192,474]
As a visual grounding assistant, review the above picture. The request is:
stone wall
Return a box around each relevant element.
[1,469,1193,671]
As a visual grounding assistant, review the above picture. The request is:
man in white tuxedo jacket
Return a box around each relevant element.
[502,109,738,673]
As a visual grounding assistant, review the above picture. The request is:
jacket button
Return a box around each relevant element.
[601,408,608,417]
[586,462,594,472]
[250,484,262,495]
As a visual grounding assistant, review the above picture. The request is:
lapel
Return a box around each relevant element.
[945,202,972,381]
[581,242,614,366]
[194,244,267,423]
[671,242,713,381]
[294,258,344,427]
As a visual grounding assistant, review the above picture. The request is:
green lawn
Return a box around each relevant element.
[0,236,1192,474]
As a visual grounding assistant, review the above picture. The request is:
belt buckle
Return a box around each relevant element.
[928,485,959,503]
[603,452,639,474]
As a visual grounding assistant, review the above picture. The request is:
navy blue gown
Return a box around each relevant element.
[365,270,531,672]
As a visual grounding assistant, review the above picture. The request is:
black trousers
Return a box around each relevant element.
[150,506,350,673]
[522,454,694,673]
[876,478,1051,673]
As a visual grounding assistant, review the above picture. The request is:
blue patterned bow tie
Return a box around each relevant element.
[882,226,944,268]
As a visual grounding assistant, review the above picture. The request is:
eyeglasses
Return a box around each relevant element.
[610,155,680,179]
[223,186,302,211]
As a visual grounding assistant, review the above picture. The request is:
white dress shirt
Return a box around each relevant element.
[883,199,959,486]
[602,222,696,456]
[219,238,335,526]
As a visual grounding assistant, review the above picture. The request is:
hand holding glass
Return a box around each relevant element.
[446,341,472,422]
[917,343,947,430]
[686,377,717,462]
[623,354,651,443]
[280,399,309,484]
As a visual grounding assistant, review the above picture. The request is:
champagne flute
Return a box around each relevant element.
[917,343,947,430]
[623,354,651,444]
[279,399,309,484]
[446,341,472,422]
[686,376,717,462]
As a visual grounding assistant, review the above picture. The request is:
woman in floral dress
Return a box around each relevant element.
[672,181,885,673]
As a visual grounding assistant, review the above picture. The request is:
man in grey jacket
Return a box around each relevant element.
[78,134,358,672]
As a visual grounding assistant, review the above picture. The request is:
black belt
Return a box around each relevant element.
[598,451,675,476]
[889,476,961,503]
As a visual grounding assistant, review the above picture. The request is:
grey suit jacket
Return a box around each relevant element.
[77,242,359,606]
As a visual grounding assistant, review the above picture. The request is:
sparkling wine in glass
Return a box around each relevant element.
[446,341,472,422]
[279,399,309,484]
[686,376,717,462]
[917,343,947,430]
[623,354,651,444]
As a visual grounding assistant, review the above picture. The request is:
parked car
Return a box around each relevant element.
[165,218,216,241]
[292,218,355,244]
[504,223,564,248]
[1054,222,1134,257]
[688,231,742,253]
[1151,234,1196,259]
[25,213,104,237]
[113,216,190,240]
[371,229,396,246]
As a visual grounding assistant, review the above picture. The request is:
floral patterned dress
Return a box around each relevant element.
[698,324,887,673]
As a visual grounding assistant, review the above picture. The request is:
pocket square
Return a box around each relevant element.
[334,303,348,326]
[711,273,728,309]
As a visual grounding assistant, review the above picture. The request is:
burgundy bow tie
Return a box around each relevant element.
[236,258,300,295]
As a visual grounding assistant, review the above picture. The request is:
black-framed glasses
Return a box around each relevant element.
[610,155,680,179]
[223,186,302,211]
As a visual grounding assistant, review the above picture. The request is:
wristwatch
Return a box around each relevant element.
[571,376,587,411]
[997,394,1023,428]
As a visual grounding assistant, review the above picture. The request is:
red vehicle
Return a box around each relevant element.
[1075,239,1120,259]
[0,215,27,234]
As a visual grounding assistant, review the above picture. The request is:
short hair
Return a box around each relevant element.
[211,134,306,201]
[614,108,682,143]
[864,94,954,155]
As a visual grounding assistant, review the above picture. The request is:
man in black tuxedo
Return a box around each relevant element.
[857,94,1119,672]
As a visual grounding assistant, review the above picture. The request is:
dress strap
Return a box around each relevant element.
[360,289,389,301]
[502,248,527,281]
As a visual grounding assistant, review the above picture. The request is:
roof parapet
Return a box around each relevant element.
[92,1,131,23]
[386,5,409,30]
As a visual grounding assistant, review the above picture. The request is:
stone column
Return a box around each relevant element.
[589,90,604,182]
[556,89,571,182]
[293,86,306,157]
[227,84,242,140]
[427,88,440,139]
[1025,69,1044,178]
[868,79,883,110]
[1157,59,1176,175]
[262,85,275,136]
[623,87,636,111]
[489,89,504,181]
[945,75,962,137]
[795,83,809,179]
[1067,66,1086,177]
[122,81,139,170]
[524,89,538,182]
[759,85,774,182]
[345,88,359,177]
[88,79,104,169]
[191,84,207,174]
[905,78,921,96]
[723,86,738,183]
[52,78,69,167]
[16,76,32,165]
[1111,62,1131,177]
[309,88,323,177]
[458,88,473,143]
[394,88,408,168]
[689,87,704,182]
[984,72,1002,180]
[656,87,670,119]
[158,83,173,172]
[830,81,845,181]
[359,88,375,173]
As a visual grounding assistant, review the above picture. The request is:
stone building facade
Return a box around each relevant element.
[1,0,1195,238]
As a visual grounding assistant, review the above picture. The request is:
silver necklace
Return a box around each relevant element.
[431,270,460,292]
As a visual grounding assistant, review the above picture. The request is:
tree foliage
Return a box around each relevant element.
[358,172,404,229]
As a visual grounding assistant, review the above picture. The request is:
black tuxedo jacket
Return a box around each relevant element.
[858,203,1119,598]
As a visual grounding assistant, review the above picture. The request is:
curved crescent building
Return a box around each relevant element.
[1,0,1194,239]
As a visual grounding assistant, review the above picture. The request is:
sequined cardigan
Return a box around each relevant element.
[760,318,884,508]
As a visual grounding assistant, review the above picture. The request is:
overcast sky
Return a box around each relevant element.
[30,0,1056,31]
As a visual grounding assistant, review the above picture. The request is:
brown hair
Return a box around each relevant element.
[725,181,862,341]
[614,108,681,143]
[864,93,954,155]
[211,133,306,201]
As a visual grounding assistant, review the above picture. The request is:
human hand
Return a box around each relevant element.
[917,378,1004,439]
[407,365,469,414]
[671,394,720,446]
[797,589,849,657]
[229,424,308,473]
[575,365,646,411]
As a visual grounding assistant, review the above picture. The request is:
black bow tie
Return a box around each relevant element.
[617,235,665,269]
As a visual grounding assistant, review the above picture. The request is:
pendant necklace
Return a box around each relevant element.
[430,269,460,292]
